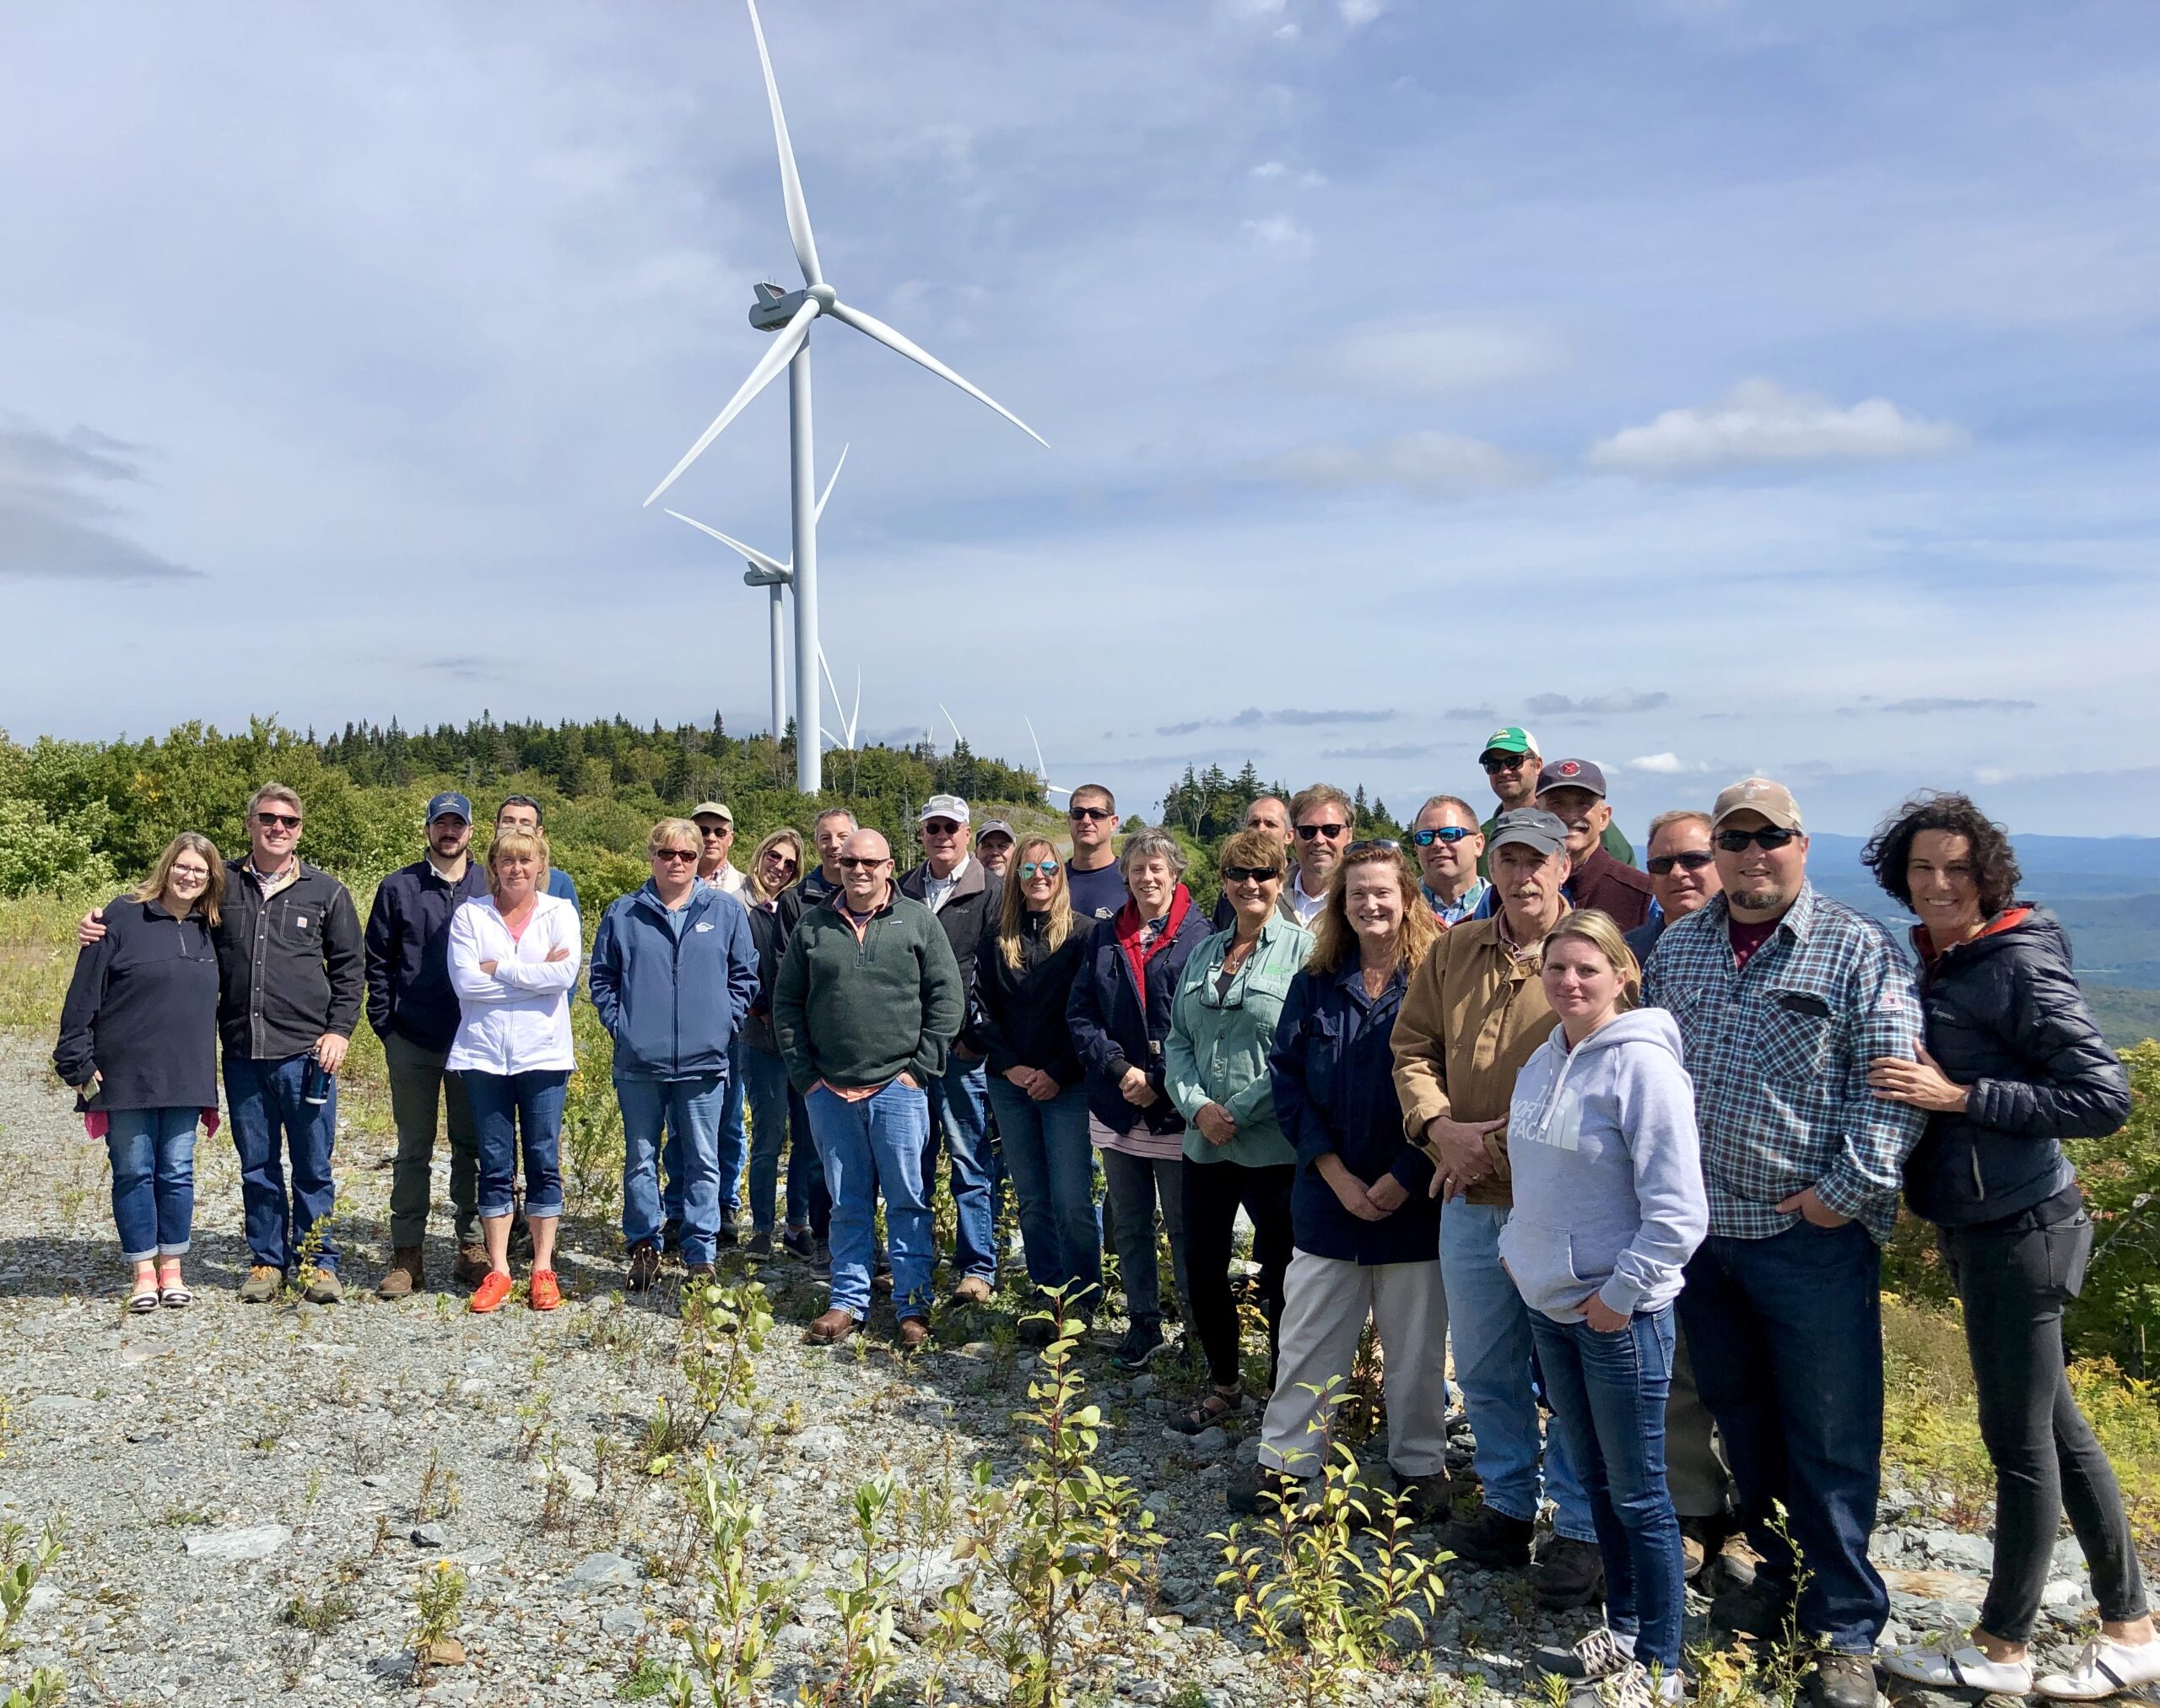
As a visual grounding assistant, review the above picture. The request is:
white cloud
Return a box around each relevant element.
[1242,214,1314,257]
[1587,380,1968,473]
[1322,315,1558,394]
[1341,0,1389,24]
[1251,159,1288,180]
[1269,430,1541,498]
[1623,752,1714,775]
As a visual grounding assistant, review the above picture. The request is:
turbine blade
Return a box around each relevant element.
[642,298,818,507]
[825,298,1048,448]
[663,510,790,580]
[745,0,823,288]
[850,667,862,750]
[937,701,964,750]
[1024,713,1049,780]
[818,646,850,744]
[813,441,849,522]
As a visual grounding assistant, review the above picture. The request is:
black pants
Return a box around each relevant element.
[1181,1157,1295,1390]
[1941,1209,2148,1641]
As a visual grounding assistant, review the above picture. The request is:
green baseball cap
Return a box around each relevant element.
[1479,725,1540,760]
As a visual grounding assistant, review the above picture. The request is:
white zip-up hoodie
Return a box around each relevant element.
[445,893,580,1075]
[1497,1008,1707,1322]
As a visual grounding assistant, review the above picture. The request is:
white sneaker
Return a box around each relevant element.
[2036,1637,2160,1701]
[1880,1641,2033,1696]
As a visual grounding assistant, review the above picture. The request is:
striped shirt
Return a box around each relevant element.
[1642,883,1925,1242]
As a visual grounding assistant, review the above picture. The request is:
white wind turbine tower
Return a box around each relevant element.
[645,0,1047,793]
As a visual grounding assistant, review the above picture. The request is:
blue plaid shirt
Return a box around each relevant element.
[1642,883,1925,1242]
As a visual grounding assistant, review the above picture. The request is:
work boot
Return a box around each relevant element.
[1437,1503,1535,1569]
[1533,1533,1606,1609]
[949,1275,994,1306]
[1710,1573,1795,1642]
[896,1316,930,1350]
[806,1307,857,1345]
[626,1240,662,1293]
[375,1246,425,1299]
[452,1241,490,1288]
[1227,1463,1310,1518]
[1678,1515,1730,1585]
[1396,1471,1456,1528]
[239,1265,283,1304]
[1805,1651,1881,1708]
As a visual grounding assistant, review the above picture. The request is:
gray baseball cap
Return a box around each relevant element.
[1487,808,1569,859]
[975,819,1016,844]
[918,794,970,824]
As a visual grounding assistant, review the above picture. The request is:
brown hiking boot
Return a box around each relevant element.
[949,1275,994,1306]
[626,1240,662,1293]
[376,1246,425,1299]
[806,1307,857,1345]
[239,1264,283,1304]
[452,1241,490,1288]
[897,1316,930,1350]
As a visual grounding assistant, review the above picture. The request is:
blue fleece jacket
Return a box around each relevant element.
[1497,1008,1707,1322]
[587,880,759,1081]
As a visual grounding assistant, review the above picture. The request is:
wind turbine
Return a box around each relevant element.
[644,0,1047,793]
[1024,715,1073,802]
[665,446,849,744]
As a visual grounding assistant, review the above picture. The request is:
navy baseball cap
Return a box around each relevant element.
[425,792,472,824]
[1534,758,1607,798]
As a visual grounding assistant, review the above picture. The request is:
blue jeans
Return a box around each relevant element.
[106,1107,199,1262]
[665,1043,746,1230]
[986,1078,1099,1308]
[1531,1310,1686,1673]
[462,1070,567,1221]
[742,1045,806,1234]
[1677,1221,1888,1652]
[225,1054,339,1273]
[925,1055,996,1282]
[618,1074,726,1266]
[806,1080,934,1318]
[1439,1199,1594,1541]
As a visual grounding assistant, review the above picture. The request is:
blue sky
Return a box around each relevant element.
[3,0,2154,835]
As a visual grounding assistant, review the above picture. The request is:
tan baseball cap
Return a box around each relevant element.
[1710,777,1803,833]
[691,802,733,824]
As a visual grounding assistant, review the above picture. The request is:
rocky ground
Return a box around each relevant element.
[0,1035,2129,1707]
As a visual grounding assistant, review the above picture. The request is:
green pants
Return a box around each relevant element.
[385,1030,478,1248]
[1667,1321,1736,1519]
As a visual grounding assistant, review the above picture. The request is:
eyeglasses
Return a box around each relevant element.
[1714,827,1800,853]
[1346,839,1399,856]
[1296,822,1348,841]
[699,824,732,840]
[255,812,301,830]
[1019,860,1061,878]
[1412,827,1474,847]
[836,856,890,870]
[1220,865,1283,884]
[1647,851,1716,876]
[1482,754,1532,772]
[1069,806,1114,822]
[654,849,698,864]
[921,820,963,835]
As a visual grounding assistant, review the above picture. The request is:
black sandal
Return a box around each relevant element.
[1171,1386,1244,1435]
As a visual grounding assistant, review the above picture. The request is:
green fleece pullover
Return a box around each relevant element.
[772,889,964,1095]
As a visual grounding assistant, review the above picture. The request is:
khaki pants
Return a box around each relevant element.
[1260,1250,1450,1480]
[1667,1318,1735,1519]
[385,1030,478,1249]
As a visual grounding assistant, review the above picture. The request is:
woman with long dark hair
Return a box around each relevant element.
[1864,793,2152,1701]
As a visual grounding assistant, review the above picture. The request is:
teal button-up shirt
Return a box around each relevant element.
[1166,914,1314,1168]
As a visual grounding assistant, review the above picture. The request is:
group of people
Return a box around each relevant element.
[50,724,2157,1707]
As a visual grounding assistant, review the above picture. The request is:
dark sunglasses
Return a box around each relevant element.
[921,819,963,835]
[1482,754,1531,772]
[255,812,301,830]
[699,825,732,840]
[1647,851,1716,876]
[1221,865,1283,884]
[1714,827,1800,853]
[1069,806,1114,822]
[1018,860,1061,878]
[654,848,698,864]
[1295,822,1348,841]
[1346,838,1399,856]
[1411,826,1475,847]
[836,855,890,870]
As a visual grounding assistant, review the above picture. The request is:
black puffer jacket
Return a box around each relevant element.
[1904,905,2130,1226]
[972,908,1090,1088]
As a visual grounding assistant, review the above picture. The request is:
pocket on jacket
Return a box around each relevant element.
[277,899,324,949]
[1759,992,1833,1080]
[1495,1214,1582,1315]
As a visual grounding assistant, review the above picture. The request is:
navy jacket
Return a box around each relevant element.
[54,896,220,1111]
[739,898,786,1055]
[1066,889,1214,1137]
[216,859,364,1060]
[973,908,1090,1087]
[899,856,1004,1053]
[364,858,490,1052]
[1270,963,1439,1264]
[1904,905,2130,1227]
[587,880,759,1081]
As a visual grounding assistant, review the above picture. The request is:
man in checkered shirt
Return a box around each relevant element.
[1643,777,1925,1708]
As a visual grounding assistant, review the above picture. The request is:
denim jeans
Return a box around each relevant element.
[618,1074,726,1265]
[1098,1146,1191,1331]
[986,1078,1099,1308]
[1439,1199,1594,1541]
[462,1069,567,1221]
[806,1080,934,1318]
[105,1107,199,1262]
[1531,1309,1686,1673]
[925,1054,996,1283]
[741,1044,804,1235]
[1677,1220,1888,1651]
[665,1042,746,1230]
[225,1053,340,1273]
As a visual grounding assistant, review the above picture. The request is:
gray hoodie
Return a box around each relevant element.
[1496,1008,1708,1322]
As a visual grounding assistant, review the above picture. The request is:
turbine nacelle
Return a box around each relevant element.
[743,564,791,587]
[749,283,834,332]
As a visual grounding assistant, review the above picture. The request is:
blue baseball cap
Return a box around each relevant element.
[425,792,472,824]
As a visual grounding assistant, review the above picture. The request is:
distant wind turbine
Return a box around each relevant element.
[1025,716,1073,801]
[644,0,1047,792]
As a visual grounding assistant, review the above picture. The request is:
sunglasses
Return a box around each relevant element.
[1069,806,1114,822]
[921,820,963,835]
[1346,839,1399,856]
[1482,754,1531,772]
[1295,822,1348,841]
[255,812,301,830]
[654,848,698,864]
[1019,860,1061,878]
[836,856,890,870]
[699,825,732,840]
[1647,851,1716,876]
[1221,865,1283,884]
[1714,827,1800,853]
[1411,826,1474,847]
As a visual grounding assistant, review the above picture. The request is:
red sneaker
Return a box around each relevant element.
[469,1270,515,1314]
[528,1269,562,1312]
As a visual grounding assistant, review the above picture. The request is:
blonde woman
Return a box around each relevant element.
[55,833,226,1311]
[446,828,580,1312]
[975,835,1099,1335]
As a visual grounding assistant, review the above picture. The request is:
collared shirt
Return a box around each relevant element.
[246,858,300,901]
[1424,877,1488,928]
[921,855,969,916]
[1642,883,1925,1243]
[1287,868,1328,926]
[426,857,469,888]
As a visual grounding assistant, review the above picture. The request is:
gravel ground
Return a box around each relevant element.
[0,1036,2118,1707]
